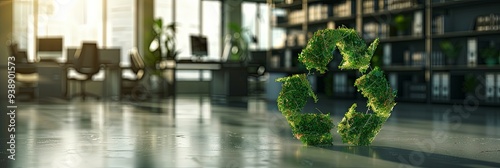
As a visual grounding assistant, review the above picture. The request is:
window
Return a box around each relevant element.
[13,0,135,66]
[107,0,136,67]
[242,2,271,50]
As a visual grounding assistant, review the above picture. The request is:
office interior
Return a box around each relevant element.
[0,0,499,167]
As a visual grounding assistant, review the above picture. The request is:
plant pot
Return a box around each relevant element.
[485,57,497,66]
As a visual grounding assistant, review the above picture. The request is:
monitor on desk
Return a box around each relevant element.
[37,37,63,62]
[190,35,208,58]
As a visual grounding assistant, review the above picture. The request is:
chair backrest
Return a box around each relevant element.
[74,42,100,75]
[130,48,145,80]
[9,43,29,64]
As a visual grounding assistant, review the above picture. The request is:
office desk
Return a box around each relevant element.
[170,61,248,97]
[37,62,66,99]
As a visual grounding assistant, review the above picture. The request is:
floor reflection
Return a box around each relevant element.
[10,95,500,168]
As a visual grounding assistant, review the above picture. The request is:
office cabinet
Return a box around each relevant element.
[269,0,500,106]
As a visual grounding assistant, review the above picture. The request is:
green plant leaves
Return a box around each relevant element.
[298,28,378,74]
[298,29,338,74]
[337,104,388,146]
[277,74,317,118]
[289,113,334,146]
[355,67,397,117]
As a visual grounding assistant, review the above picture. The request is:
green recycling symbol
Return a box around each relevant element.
[277,28,397,146]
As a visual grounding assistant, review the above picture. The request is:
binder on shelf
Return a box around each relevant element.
[496,73,500,102]
[363,22,379,39]
[378,0,386,12]
[284,49,292,68]
[334,73,347,94]
[412,52,425,66]
[485,73,495,102]
[432,73,441,100]
[407,83,427,100]
[270,55,280,69]
[383,43,391,66]
[389,73,398,91]
[363,0,375,14]
[404,51,411,66]
[334,0,352,17]
[431,51,444,66]
[379,23,390,39]
[433,14,449,34]
[441,73,449,100]
[413,11,423,36]
[327,21,335,29]
[467,38,478,67]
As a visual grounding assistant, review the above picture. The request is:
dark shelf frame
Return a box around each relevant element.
[431,30,500,39]
[362,5,424,18]
[381,66,427,72]
[431,65,500,71]
[274,0,331,9]
[274,1,303,9]
[275,22,303,28]
[308,16,356,25]
[377,35,425,43]
[431,0,498,9]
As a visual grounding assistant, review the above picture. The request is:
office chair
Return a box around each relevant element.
[69,42,101,100]
[9,43,38,99]
[248,65,266,93]
[121,48,149,100]
[247,51,268,94]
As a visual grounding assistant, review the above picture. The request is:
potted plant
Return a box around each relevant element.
[439,40,462,65]
[480,42,498,66]
[146,18,179,94]
[463,74,478,97]
[394,14,409,36]
[222,23,255,64]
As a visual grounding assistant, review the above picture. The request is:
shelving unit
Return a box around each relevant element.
[267,0,500,106]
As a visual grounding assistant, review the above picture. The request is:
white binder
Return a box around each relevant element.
[389,73,398,91]
[413,11,423,36]
[334,73,347,94]
[441,73,450,100]
[467,38,477,67]
[432,73,441,100]
[383,43,391,66]
[284,49,292,68]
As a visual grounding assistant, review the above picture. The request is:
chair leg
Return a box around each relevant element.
[71,80,100,100]
[81,81,86,100]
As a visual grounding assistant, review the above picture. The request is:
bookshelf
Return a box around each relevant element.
[268,0,500,106]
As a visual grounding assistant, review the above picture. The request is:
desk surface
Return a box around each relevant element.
[174,60,249,70]
[175,61,221,70]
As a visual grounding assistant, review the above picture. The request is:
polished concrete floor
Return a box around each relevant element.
[8,95,500,168]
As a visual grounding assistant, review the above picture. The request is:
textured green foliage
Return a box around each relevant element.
[276,74,317,118]
[298,29,339,74]
[337,104,388,146]
[336,30,378,74]
[289,113,334,146]
[355,67,397,117]
[277,27,396,146]
[298,28,379,74]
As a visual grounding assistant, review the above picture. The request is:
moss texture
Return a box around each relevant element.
[277,27,396,146]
